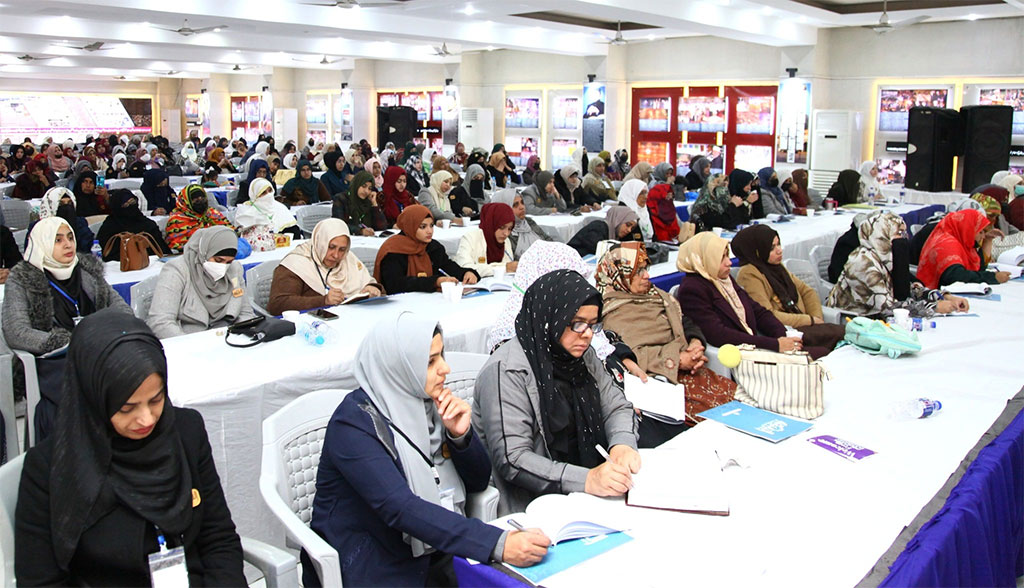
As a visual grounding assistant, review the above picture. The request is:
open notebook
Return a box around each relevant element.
[522,493,631,544]
[623,374,686,424]
[626,448,730,516]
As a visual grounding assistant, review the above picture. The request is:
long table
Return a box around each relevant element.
[455,281,1024,587]
[164,291,511,543]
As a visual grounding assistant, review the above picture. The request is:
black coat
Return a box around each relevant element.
[378,240,478,294]
[566,220,610,257]
[96,215,173,261]
[15,408,246,587]
[447,186,480,218]
[554,173,599,208]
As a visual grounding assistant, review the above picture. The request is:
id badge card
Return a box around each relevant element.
[439,488,456,512]
[149,546,189,588]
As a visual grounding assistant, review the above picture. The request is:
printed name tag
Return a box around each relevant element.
[149,546,188,588]
[439,488,456,512]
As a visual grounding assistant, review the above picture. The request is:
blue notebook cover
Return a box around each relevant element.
[506,532,633,584]
[698,401,813,443]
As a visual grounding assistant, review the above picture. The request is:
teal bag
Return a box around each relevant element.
[843,317,921,359]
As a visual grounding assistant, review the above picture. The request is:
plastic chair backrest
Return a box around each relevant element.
[808,245,833,283]
[11,231,26,254]
[0,201,31,230]
[295,203,333,237]
[260,389,349,587]
[0,455,25,588]
[245,259,282,316]
[130,274,160,321]
[89,221,104,236]
[784,258,831,302]
[349,246,379,277]
[444,352,489,406]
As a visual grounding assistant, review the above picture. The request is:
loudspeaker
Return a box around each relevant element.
[905,107,962,192]
[376,106,417,151]
[959,105,1013,191]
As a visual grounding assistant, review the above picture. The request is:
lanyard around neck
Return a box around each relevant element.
[48,279,79,316]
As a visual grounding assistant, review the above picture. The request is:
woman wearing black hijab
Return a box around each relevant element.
[96,189,173,261]
[71,170,110,217]
[15,309,246,586]
[472,270,640,514]
[141,168,176,215]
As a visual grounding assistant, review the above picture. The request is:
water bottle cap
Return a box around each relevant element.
[933,400,942,411]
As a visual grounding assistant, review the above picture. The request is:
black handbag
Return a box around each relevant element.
[225,316,296,348]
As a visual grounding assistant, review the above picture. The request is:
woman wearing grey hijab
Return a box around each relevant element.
[491,189,553,259]
[147,226,255,338]
[307,312,549,586]
[520,170,567,215]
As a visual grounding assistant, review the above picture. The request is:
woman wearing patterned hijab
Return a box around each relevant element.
[597,242,736,431]
[473,269,640,514]
[164,185,231,253]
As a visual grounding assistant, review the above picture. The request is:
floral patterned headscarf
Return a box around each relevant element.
[595,242,650,295]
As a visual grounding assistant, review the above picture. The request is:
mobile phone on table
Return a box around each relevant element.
[311,308,340,321]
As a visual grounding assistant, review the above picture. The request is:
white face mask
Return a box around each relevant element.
[202,260,229,281]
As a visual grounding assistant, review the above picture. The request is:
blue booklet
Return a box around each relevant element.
[698,401,813,443]
[506,532,633,584]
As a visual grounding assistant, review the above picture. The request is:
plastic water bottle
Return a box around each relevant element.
[898,185,906,203]
[299,320,335,346]
[889,398,943,420]
[91,239,102,259]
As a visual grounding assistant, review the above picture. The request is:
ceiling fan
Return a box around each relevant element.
[432,43,457,57]
[16,54,59,62]
[151,70,181,75]
[599,21,629,46]
[156,19,228,36]
[59,41,113,52]
[867,0,929,33]
[292,55,345,65]
[231,64,254,71]
[300,0,401,8]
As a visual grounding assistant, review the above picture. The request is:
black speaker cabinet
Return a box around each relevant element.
[376,106,417,152]
[905,107,962,192]
[960,104,1013,191]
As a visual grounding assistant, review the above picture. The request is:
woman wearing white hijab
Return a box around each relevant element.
[858,160,884,201]
[178,142,202,175]
[308,312,549,586]
[268,218,382,314]
[616,178,654,241]
[282,153,298,170]
[234,178,301,247]
[416,169,462,223]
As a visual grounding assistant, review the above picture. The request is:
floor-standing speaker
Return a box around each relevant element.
[376,106,417,152]
[960,104,1013,191]
[905,107,962,192]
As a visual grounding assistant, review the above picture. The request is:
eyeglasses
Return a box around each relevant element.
[569,321,603,335]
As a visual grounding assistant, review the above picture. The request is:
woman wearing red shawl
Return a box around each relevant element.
[12,156,53,200]
[646,180,681,241]
[373,204,478,294]
[453,202,517,277]
[917,209,1009,288]
[381,166,416,226]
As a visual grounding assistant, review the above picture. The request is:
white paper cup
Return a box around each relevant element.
[892,308,910,328]
[806,208,815,217]
[493,267,506,281]
[785,328,804,341]
[440,281,455,301]
[712,227,724,237]
[440,219,452,229]
[282,310,300,323]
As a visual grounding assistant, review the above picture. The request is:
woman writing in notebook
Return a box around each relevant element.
[473,270,640,515]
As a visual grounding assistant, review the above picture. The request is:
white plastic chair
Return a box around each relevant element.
[0,184,14,198]
[227,189,240,207]
[0,314,39,449]
[88,220,104,236]
[11,231,25,254]
[0,454,298,588]
[294,203,333,237]
[245,259,282,316]
[129,275,160,321]
[349,245,379,277]
[910,224,924,238]
[808,245,833,284]
[444,353,489,411]
[55,178,71,189]
[154,216,169,237]
[0,340,20,464]
[0,201,31,231]
[784,258,841,324]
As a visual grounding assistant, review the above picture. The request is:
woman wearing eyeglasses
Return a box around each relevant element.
[472,269,640,515]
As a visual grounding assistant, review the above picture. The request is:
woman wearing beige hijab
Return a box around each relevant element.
[268,218,382,314]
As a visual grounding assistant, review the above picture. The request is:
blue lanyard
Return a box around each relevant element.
[48,280,79,316]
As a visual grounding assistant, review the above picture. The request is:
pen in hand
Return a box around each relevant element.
[508,519,552,546]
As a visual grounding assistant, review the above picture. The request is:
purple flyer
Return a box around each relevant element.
[808,435,876,461]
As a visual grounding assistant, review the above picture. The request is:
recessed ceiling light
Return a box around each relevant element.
[213,27,222,32]
[647,34,656,40]
[142,21,151,27]
[462,4,478,15]
[965,13,979,20]
[486,45,495,51]
[235,49,242,53]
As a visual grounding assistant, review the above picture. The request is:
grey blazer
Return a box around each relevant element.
[146,257,254,339]
[2,254,131,355]
[520,184,567,216]
[416,187,456,221]
[471,338,637,515]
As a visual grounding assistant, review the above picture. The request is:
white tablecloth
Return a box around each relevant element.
[165,291,511,543]
[528,281,1024,588]
[105,178,143,190]
[881,185,965,207]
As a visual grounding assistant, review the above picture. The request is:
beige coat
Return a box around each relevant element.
[453,227,513,277]
[736,264,821,327]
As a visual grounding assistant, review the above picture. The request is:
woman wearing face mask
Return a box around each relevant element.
[733,225,846,353]
[308,313,548,586]
[268,218,383,314]
[164,185,232,253]
[676,232,816,356]
[96,189,173,261]
[757,167,794,216]
[521,155,541,187]
[15,310,246,586]
[446,165,482,219]
[3,217,132,442]
[597,242,738,432]
[489,189,554,259]
[554,163,598,212]
[693,171,753,231]
[454,203,517,277]
[333,170,388,237]
[235,179,301,250]
[567,206,639,258]
[473,269,641,514]
[616,179,654,242]
[140,168,175,215]
[72,170,110,217]
[463,164,489,204]
[320,150,351,200]
[581,157,616,204]
[684,156,711,190]
[521,171,568,216]
[374,204,479,295]
[148,226,255,339]
[416,169,465,225]
[280,159,329,207]
[29,188,95,253]
[916,209,1010,288]
[381,166,417,227]
[829,211,973,317]
[236,159,276,206]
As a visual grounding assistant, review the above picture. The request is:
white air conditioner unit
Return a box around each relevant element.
[459,107,493,151]
[809,110,862,193]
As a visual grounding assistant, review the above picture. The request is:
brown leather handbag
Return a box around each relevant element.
[102,232,165,271]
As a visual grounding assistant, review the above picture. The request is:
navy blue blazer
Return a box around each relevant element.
[308,389,503,587]
[676,273,787,351]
